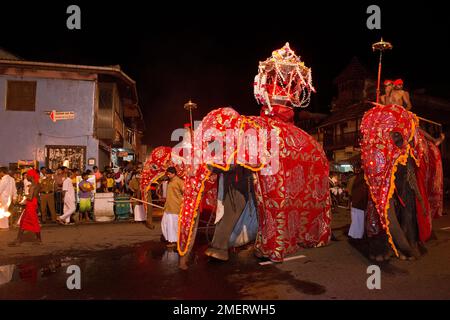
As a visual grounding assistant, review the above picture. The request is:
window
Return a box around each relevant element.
[6,81,37,111]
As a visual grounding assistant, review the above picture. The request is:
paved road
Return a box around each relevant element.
[0,208,449,300]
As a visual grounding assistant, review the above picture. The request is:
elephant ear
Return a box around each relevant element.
[141,146,172,199]
[360,104,417,256]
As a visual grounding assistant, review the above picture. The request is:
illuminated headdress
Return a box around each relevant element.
[254,42,315,111]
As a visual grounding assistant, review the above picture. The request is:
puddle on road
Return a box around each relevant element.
[0,235,328,299]
[0,235,240,299]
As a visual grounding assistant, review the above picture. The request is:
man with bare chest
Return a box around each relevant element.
[380,79,394,105]
[390,79,412,110]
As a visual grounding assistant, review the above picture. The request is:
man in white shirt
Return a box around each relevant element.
[57,171,76,225]
[114,168,124,193]
[22,172,31,196]
[0,167,17,230]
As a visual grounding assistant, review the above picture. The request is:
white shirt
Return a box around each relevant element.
[0,175,17,210]
[62,177,75,203]
[23,178,31,196]
[115,173,124,184]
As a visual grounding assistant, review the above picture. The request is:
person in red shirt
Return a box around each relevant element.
[8,169,42,246]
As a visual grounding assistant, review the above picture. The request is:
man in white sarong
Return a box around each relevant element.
[348,164,369,239]
[161,167,184,248]
[57,171,76,225]
[0,167,17,230]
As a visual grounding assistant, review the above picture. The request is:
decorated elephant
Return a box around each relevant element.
[140,146,217,227]
[360,104,443,261]
[177,43,331,263]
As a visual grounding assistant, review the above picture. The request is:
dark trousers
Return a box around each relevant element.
[40,193,57,221]
[210,185,246,251]
[55,191,63,215]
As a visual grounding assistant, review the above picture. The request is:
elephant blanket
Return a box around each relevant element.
[360,104,443,256]
[178,106,331,262]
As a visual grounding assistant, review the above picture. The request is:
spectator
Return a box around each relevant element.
[54,167,65,215]
[100,172,108,192]
[114,168,124,193]
[39,167,46,179]
[14,172,24,198]
[128,170,141,199]
[22,172,31,197]
[71,169,80,188]
[0,167,17,230]
[107,173,115,192]
[78,172,94,222]
[57,170,76,225]
[348,164,369,240]
[93,166,103,192]
[8,169,40,245]
[39,169,57,223]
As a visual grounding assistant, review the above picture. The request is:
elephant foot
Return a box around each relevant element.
[254,249,265,259]
[205,247,229,261]
[369,251,392,262]
[179,258,189,271]
[398,253,408,261]
[418,242,428,256]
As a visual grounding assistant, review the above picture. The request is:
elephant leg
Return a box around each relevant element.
[398,192,421,258]
[205,186,246,261]
[386,198,418,259]
[179,212,200,270]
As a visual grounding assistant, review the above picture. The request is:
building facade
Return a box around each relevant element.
[0,53,144,171]
[316,57,376,168]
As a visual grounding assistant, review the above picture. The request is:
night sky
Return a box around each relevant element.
[1,1,449,148]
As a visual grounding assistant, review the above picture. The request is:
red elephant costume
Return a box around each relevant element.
[178,43,331,262]
[360,104,443,257]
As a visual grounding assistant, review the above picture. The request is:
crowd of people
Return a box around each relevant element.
[0,161,146,231]
[0,162,185,250]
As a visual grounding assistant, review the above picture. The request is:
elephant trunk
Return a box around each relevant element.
[177,164,211,256]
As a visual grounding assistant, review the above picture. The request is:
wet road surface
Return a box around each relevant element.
[1,212,450,300]
[0,235,326,299]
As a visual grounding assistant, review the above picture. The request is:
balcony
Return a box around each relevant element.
[96,109,124,146]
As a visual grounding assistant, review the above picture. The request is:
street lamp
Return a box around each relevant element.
[372,38,393,105]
